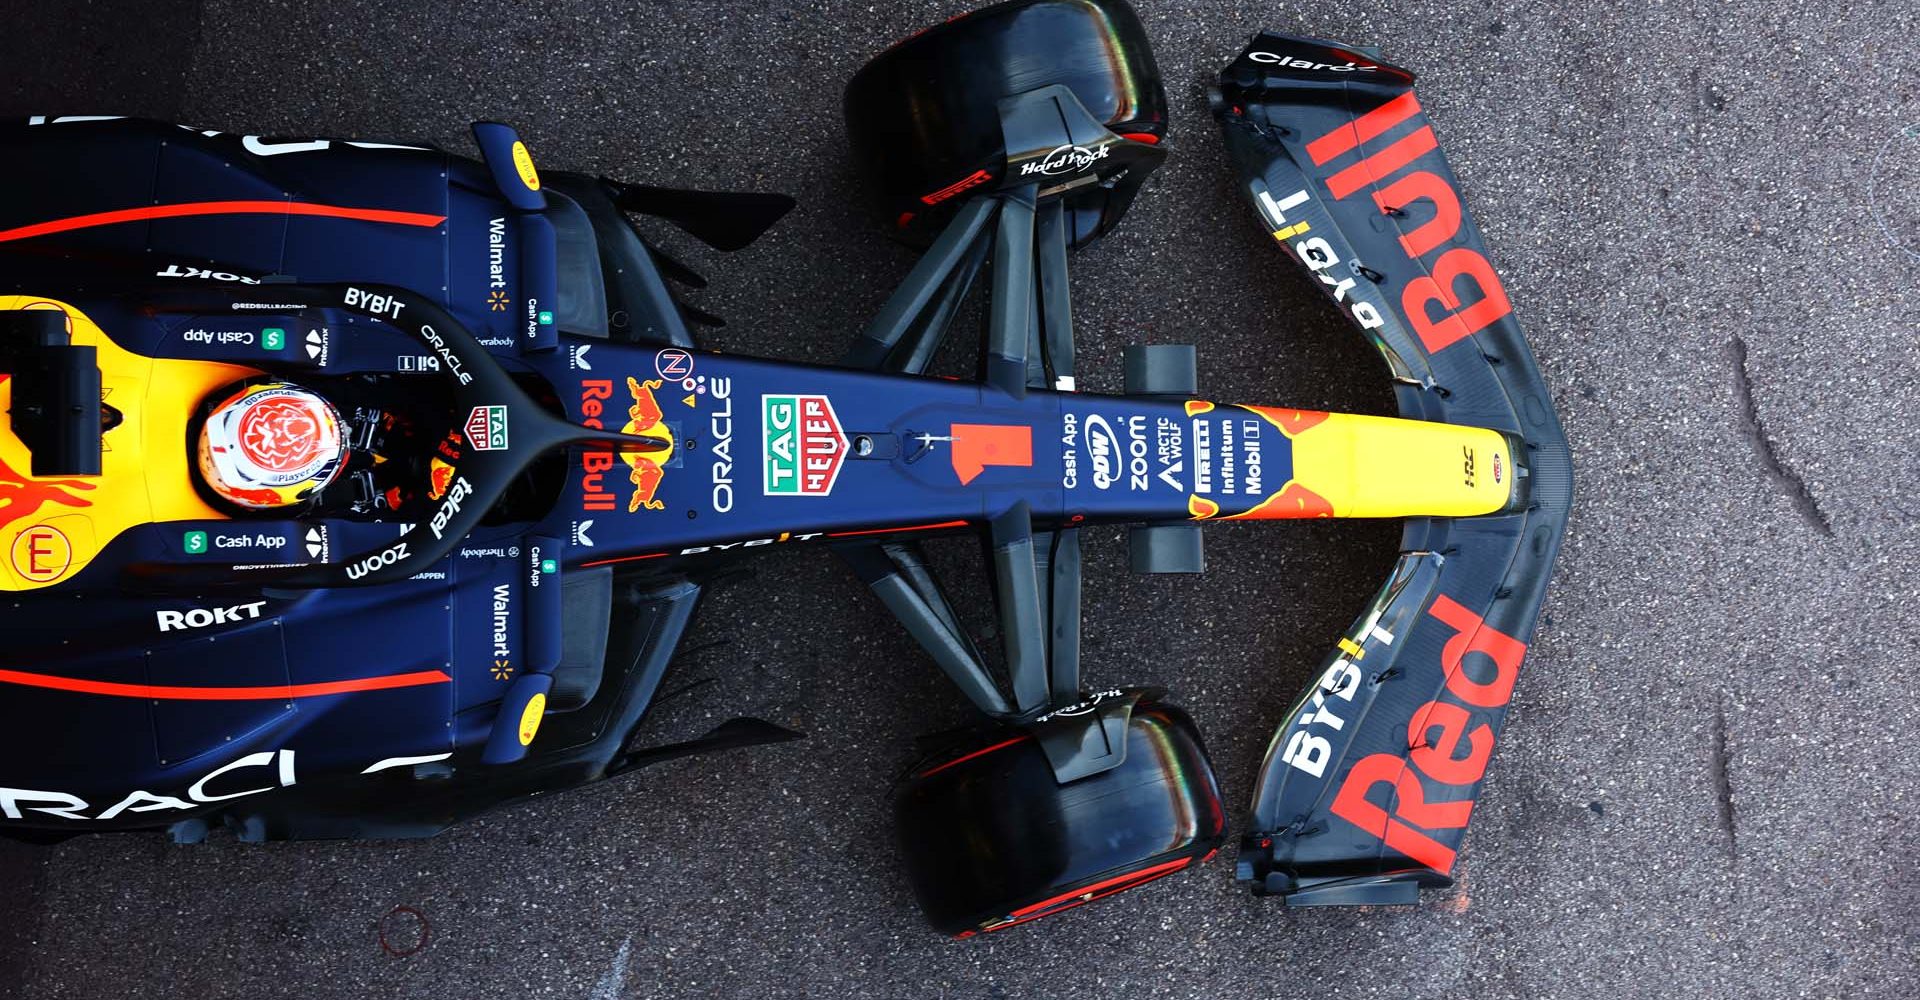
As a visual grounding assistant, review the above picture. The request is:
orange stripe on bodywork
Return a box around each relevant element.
[578,551,669,568]
[0,667,451,700]
[0,200,447,244]
[1325,126,1438,201]
[916,734,1031,779]
[968,856,1196,934]
[1240,404,1330,438]
[1007,856,1193,919]
[920,169,993,206]
[1304,90,1423,166]
[826,520,970,539]
[1225,480,1336,520]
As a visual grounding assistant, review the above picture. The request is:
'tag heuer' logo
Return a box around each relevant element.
[762,394,846,497]
[464,405,509,452]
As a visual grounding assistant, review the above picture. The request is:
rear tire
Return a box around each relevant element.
[844,0,1168,247]
[895,700,1224,936]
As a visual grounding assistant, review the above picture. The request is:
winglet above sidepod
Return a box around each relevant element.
[1214,32,1573,904]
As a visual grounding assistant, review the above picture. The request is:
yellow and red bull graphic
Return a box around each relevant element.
[0,448,95,537]
[1061,396,1512,523]
[424,427,466,502]
[578,376,675,513]
[1173,402,1508,520]
[1,296,257,591]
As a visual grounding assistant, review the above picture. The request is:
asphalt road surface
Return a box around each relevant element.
[2,1,1917,998]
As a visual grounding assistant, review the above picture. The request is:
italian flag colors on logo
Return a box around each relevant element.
[762,394,847,497]
[465,405,510,452]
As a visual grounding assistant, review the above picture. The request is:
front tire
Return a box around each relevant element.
[843,0,1168,247]
[895,700,1225,936]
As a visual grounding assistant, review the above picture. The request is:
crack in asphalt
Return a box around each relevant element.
[1730,336,1833,536]
[1710,704,1738,860]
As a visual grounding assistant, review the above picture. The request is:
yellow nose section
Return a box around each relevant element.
[1211,405,1516,520]
[0,296,258,591]
[1286,412,1515,518]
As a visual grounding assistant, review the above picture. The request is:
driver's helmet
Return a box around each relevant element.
[196,382,348,510]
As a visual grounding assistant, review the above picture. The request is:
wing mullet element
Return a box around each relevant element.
[1215,33,1574,904]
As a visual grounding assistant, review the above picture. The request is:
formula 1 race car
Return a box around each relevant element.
[0,0,1568,936]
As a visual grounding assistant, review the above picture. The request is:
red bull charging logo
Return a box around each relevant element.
[0,450,94,536]
[578,376,674,513]
[0,446,94,584]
